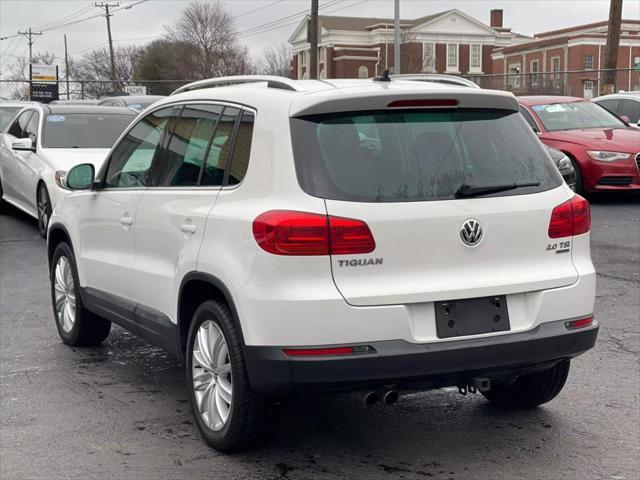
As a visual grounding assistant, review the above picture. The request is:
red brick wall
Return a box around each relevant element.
[546,47,565,71]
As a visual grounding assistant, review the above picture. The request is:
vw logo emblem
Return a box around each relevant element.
[460,219,483,247]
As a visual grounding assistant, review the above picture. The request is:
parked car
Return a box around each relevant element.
[545,144,576,190]
[518,96,640,193]
[0,105,136,236]
[0,101,37,131]
[592,92,640,128]
[48,75,597,452]
[97,95,166,112]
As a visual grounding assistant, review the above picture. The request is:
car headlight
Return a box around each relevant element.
[586,150,631,162]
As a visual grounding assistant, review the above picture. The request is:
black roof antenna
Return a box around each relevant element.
[373,69,391,82]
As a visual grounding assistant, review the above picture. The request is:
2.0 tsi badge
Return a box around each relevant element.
[460,219,483,246]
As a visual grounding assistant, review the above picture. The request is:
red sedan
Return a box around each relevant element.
[518,96,640,193]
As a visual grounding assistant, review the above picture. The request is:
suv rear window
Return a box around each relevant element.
[291,108,561,202]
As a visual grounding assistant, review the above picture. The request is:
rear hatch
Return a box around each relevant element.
[290,99,577,306]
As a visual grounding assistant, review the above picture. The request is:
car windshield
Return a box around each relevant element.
[291,108,561,202]
[0,106,22,131]
[532,101,625,131]
[42,113,135,148]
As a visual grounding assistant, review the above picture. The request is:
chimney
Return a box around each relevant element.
[490,9,503,28]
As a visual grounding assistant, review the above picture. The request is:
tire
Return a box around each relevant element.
[50,242,111,346]
[186,299,265,452]
[37,183,52,238]
[570,158,584,195]
[0,174,5,212]
[482,360,570,409]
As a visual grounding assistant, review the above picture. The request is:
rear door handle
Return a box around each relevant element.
[181,223,197,234]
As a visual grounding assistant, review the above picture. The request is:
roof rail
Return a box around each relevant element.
[171,75,304,95]
[390,74,480,89]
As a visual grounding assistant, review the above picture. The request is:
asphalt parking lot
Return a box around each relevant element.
[0,194,638,480]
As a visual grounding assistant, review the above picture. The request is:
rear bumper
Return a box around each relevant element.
[244,319,598,396]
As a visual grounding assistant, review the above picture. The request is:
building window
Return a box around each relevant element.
[446,44,458,71]
[551,56,560,74]
[530,60,540,86]
[358,65,368,78]
[423,43,436,72]
[584,54,594,70]
[319,47,326,63]
[508,63,522,88]
[469,44,481,72]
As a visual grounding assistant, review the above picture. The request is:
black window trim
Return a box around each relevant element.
[97,99,255,192]
[8,109,35,139]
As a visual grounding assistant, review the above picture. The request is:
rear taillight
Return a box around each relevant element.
[252,210,375,256]
[548,195,591,238]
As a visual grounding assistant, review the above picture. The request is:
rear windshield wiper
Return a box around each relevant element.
[455,182,541,198]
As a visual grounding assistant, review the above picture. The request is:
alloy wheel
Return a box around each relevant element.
[192,320,233,431]
[54,255,76,332]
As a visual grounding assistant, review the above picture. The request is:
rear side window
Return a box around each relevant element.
[200,107,239,186]
[596,98,618,115]
[152,104,222,187]
[227,111,254,185]
[291,108,561,202]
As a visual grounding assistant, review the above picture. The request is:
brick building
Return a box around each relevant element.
[288,9,530,79]
[491,19,640,98]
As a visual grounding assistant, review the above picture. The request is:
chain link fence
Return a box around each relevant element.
[464,68,639,98]
[0,79,192,102]
[1,68,638,102]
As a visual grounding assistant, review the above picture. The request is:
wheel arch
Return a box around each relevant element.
[47,222,72,269]
[177,272,245,360]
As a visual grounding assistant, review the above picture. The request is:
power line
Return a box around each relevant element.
[233,1,281,19]
[31,3,94,31]
[17,28,43,65]
[95,2,120,83]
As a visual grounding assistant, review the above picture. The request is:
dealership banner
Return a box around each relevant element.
[30,64,59,103]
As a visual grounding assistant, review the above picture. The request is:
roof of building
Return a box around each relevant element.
[317,11,453,32]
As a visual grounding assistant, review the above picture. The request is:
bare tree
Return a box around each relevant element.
[166,0,249,79]
[4,52,56,99]
[259,42,292,77]
[73,45,144,97]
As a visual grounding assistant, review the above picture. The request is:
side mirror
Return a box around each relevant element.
[619,115,630,125]
[66,163,95,190]
[11,138,35,152]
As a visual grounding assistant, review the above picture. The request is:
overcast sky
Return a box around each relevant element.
[1,0,638,77]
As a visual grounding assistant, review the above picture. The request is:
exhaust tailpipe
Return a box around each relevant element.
[364,391,380,405]
[383,390,399,405]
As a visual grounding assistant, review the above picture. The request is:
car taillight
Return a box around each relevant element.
[548,195,591,238]
[565,317,594,330]
[282,345,375,356]
[252,210,375,256]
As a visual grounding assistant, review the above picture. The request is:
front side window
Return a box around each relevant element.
[619,99,640,124]
[227,111,254,186]
[151,104,222,187]
[291,108,560,202]
[104,107,175,188]
[24,112,39,143]
[447,44,458,70]
[42,113,135,148]
[7,110,33,138]
[531,101,625,132]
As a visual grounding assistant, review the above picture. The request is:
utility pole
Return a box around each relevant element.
[64,34,70,99]
[603,0,623,93]
[309,0,319,79]
[95,2,120,85]
[17,27,42,66]
[394,0,400,74]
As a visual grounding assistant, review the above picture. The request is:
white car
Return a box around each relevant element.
[0,104,136,236]
[47,75,598,452]
[592,92,640,128]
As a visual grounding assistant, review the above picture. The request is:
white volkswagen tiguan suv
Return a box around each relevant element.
[47,75,598,451]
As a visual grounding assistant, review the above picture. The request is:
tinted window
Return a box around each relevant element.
[596,98,619,115]
[619,99,640,123]
[152,104,222,187]
[532,101,625,132]
[201,107,239,186]
[42,113,136,148]
[227,111,254,185]
[519,106,539,131]
[7,110,33,138]
[104,107,174,188]
[24,112,39,143]
[0,106,22,131]
[291,109,561,202]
